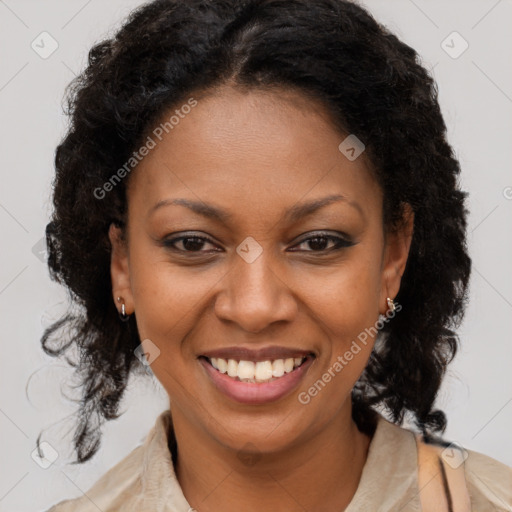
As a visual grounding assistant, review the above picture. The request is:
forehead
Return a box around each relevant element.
[127,86,381,224]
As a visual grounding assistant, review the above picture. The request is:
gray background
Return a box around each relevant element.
[0,0,511,510]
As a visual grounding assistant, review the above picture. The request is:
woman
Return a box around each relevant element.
[42,0,511,510]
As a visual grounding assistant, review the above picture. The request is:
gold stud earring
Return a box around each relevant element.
[386,297,396,313]
[117,296,130,322]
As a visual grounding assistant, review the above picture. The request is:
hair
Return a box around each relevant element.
[40,0,471,463]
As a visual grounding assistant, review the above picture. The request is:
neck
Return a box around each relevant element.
[171,404,372,512]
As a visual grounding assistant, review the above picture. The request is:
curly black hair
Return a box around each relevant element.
[40,0,471,463]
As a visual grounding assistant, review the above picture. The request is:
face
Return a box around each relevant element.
[109,86,412,455]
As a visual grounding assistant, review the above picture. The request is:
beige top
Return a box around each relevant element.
[46,409,512,512]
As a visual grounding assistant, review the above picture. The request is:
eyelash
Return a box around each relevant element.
[161,232,355,255]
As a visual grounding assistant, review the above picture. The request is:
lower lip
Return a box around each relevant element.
[199,356,315,405]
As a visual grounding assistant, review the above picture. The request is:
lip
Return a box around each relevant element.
[200,346,314,362]
[199,354,315,405]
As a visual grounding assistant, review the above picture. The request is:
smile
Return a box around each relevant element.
[199,354,315,404]
[207,356,306,382]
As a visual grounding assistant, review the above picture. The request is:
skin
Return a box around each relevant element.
[109,85,413,512]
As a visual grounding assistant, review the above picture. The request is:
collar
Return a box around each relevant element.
[147,409,421,512]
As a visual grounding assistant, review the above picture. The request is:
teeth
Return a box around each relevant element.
[208,356,305,382]
[237,360,255,380]
[284,358,294,373]
[216,358,227,373]
[227,359,238,378]
[272,359,284,377]
[255,361,273,381]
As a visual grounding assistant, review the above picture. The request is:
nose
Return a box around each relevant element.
[214,247,298,334]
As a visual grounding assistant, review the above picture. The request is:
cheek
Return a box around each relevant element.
[296,264,382,411]
[294,251,383,393]
[128,259,213,392]
[299,253,382,335]
[128,245,225,353]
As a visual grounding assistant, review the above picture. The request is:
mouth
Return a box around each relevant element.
[199,355,310,383]
[198,353,316,404]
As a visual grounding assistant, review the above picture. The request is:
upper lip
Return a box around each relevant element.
[200,346,314,362]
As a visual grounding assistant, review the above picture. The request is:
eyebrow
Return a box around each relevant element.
[148,194,363,224]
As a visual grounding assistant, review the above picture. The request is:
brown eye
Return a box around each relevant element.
[289,233,355,253]
[162,235,220,253]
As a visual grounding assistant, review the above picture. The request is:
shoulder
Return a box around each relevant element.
[463,446,512,511]
[416,432,512,511]
[44,442,146,511]
[44,409,183,512]
[372,416,511,510]
[46,410,172,512]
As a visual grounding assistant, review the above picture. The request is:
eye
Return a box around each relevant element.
[162,234,220,253]
[161,231,355,255]
[289,232,355,253]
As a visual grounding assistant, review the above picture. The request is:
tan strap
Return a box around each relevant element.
[416,435,471,512]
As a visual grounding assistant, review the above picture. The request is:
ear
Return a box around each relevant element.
[108,223,134,315]
[379,203,414,314]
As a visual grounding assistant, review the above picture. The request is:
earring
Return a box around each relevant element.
[386,297,396,313]
[117,296,131,322]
